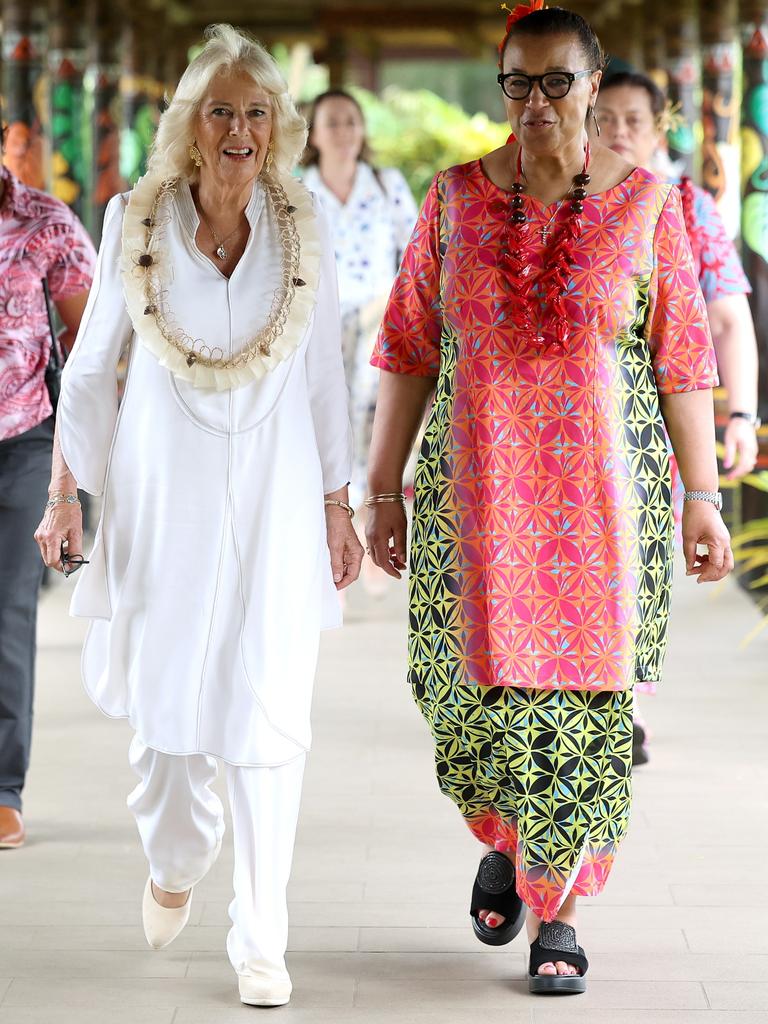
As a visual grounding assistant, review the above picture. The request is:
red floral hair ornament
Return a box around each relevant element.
[498,0,548,66]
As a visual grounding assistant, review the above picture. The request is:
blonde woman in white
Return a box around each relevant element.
[34,24,361,1008]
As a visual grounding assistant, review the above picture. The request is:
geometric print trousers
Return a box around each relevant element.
[412,678,634,922]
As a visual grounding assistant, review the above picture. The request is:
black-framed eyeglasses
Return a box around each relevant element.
[60,541,89,578]
[497,69,595,100]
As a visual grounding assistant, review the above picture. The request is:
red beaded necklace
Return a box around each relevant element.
[500,142,591,350]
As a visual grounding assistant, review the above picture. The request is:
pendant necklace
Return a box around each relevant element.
[517,158,576,244]
[500,142,591,350]
[198,208,241,261]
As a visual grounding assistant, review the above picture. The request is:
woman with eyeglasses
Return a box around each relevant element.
[366,2,731,994]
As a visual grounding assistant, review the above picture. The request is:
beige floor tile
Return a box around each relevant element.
[705,982,768,1011]
[355,977,708,1010]
[21,925,227,953]
[1,977,237,1009]
[176,1011,499,1024]
[686,927,768,955]
[0,1012,174,1024]
[0,950,187,978]
[287,927,361,952]
[588,953,768,982]
[672,884,768,907]
[286,950,528,980]
[533,1012,768,1024]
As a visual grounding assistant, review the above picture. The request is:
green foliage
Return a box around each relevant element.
[352,86,509,203]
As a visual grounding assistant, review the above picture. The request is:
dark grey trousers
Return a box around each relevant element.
[0,417,53,812]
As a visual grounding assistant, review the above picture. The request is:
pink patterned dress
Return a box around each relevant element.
[371,160,718,919]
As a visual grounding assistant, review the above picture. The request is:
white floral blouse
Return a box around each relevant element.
[302,162,418,314]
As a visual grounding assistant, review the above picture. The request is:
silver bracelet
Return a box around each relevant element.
[683,490,722,511]
[45,494,80,511]
[324,499,354,519]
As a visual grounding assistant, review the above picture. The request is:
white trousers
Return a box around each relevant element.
[127,735,305,979]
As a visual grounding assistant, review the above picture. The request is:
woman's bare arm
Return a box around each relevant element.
[660,388,733,583]
[366,370,436,578]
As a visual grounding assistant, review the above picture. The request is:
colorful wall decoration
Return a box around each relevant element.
[667,52,700,179]
[49,51,87,215]
[120,72,161,186]
[741,21,768,414]
[702,42,741,237]
[1,26,47,189]
[85,62,126,238]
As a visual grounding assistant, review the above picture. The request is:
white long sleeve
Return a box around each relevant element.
[58,194,133,495]
[304,200,353,493]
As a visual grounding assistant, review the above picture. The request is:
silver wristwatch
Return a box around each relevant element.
[729,411,762,429]
[683,490,723,511]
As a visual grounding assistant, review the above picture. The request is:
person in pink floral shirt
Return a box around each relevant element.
[0,139,95,849]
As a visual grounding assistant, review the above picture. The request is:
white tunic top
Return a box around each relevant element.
[58,179,352,766]
[301,163,418,314]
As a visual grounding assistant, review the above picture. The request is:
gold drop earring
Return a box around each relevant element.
[189,142,203,167]
[263,141,274,175]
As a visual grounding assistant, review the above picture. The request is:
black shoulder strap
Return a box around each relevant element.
[41,278,62,370]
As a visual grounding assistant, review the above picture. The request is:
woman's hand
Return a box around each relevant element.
[722,417,759,480]
[682,502,734,584]
[325,507,364,590]
[34,500,84,573]
[365,502,408,579]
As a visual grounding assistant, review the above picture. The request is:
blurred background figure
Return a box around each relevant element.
[0,121,95,848]
[300,90,418,512]
[596,72,760,766]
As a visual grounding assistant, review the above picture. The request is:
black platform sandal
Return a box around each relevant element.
[528,921,588,994]
[470,851,526,946]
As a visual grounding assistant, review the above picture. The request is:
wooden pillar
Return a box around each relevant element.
[665,0,700,179]
[48,0,87,215]
[1,0,47,188]
[701,0,741,236]
[602,6,644,71]
[85,0,126,238]
[120,11,162,186]
[323,34,349,90]
[740,0,768,420]
[644,15,667,80]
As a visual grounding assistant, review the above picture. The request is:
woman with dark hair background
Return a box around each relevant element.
[301,91,418,512]
[366,2,732,994]
[596,71,759,765]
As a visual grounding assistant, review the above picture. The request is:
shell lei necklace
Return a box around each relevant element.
[120,170,321,391]
[500,142,591,351]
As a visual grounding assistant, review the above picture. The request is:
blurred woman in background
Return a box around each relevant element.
[596,71,760,764]
[301,90,418,510]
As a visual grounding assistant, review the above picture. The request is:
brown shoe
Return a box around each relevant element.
[0,807,25,848]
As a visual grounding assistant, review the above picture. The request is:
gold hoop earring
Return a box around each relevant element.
[263,141,274,175]
[591,108,601,137]
[189,143,203,168]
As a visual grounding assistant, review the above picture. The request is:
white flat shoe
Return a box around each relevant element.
[238,973,292,1007]
[142,876,192,950]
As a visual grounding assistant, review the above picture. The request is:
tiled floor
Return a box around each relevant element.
[1,560,767,1023]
